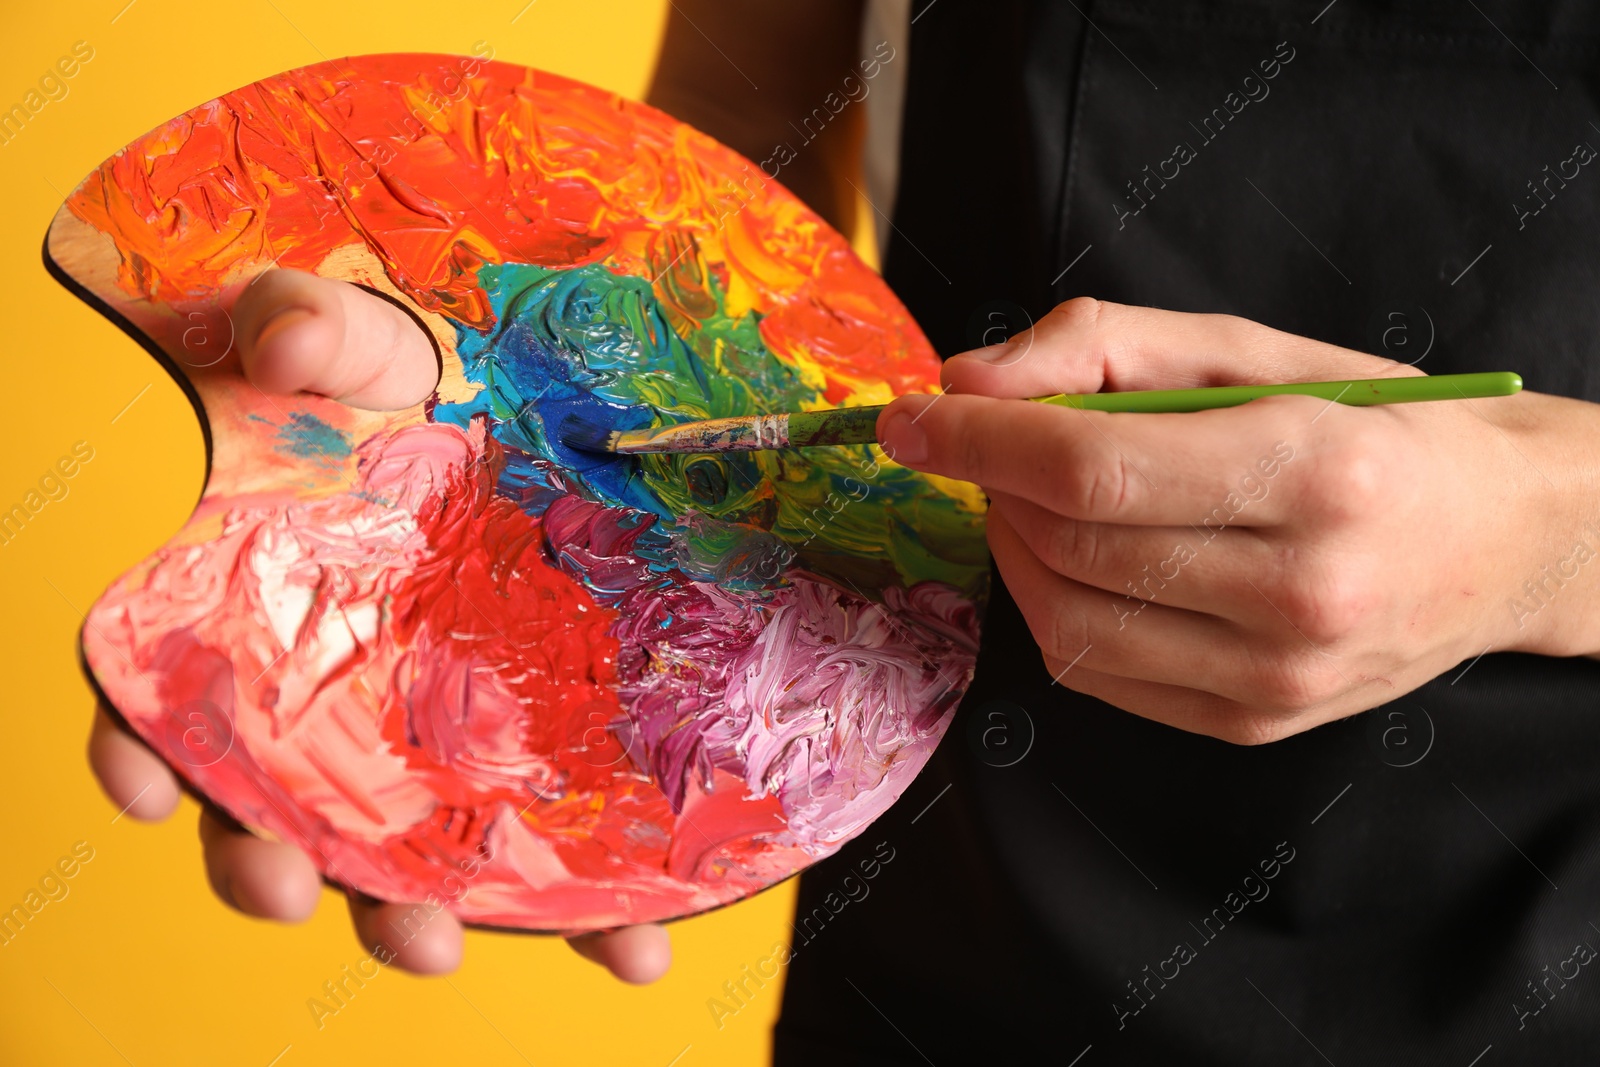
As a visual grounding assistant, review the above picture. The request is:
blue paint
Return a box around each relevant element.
[250,411,351,469]
[434,260,892,598]
[437,263,668,517]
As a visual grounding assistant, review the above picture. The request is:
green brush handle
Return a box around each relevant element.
[1039,371,1522,413]
[738,371,1523,450]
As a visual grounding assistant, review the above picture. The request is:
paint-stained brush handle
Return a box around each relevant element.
[579,372,1522,454]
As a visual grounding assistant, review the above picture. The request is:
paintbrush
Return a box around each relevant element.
[559,371,1523,455]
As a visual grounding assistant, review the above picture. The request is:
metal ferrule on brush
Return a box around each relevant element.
[610,412,792,454]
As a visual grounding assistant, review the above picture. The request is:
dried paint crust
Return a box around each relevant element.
[51,54,987,932]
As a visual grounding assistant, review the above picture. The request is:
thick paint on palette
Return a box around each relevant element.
[47,54,987,932]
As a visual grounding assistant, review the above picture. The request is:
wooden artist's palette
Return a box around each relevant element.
[46,54,987,932]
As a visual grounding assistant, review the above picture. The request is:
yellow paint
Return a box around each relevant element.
[0,3,896,1063]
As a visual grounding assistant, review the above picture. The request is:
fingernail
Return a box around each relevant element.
[252,305,315,347]
[878,410,928,466]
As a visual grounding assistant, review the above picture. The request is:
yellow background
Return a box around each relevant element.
[0,3,847,1063]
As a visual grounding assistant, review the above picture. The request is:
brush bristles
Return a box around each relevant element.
[557,414,621,454]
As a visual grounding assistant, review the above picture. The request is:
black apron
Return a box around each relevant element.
[775,2,1600,1064]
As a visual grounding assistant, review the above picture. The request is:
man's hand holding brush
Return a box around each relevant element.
[877,298,1600,744]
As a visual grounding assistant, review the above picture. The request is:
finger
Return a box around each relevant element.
[199,807,321,922]
[1054,657,1371,745]
[231,268,439,410]
[567,925,672,985]
[940,297,1412,399]
[988,507,1252,696]
[348,896,464,976]
[877,390,1309,526]
[1044,660,1287,745]
[88,704,181,821]
[988,490,1269,617]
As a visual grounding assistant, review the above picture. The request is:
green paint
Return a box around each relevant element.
[458,260,987,599]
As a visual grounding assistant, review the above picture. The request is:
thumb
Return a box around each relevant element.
[940,297,1404,399]
[229,269,440,411]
